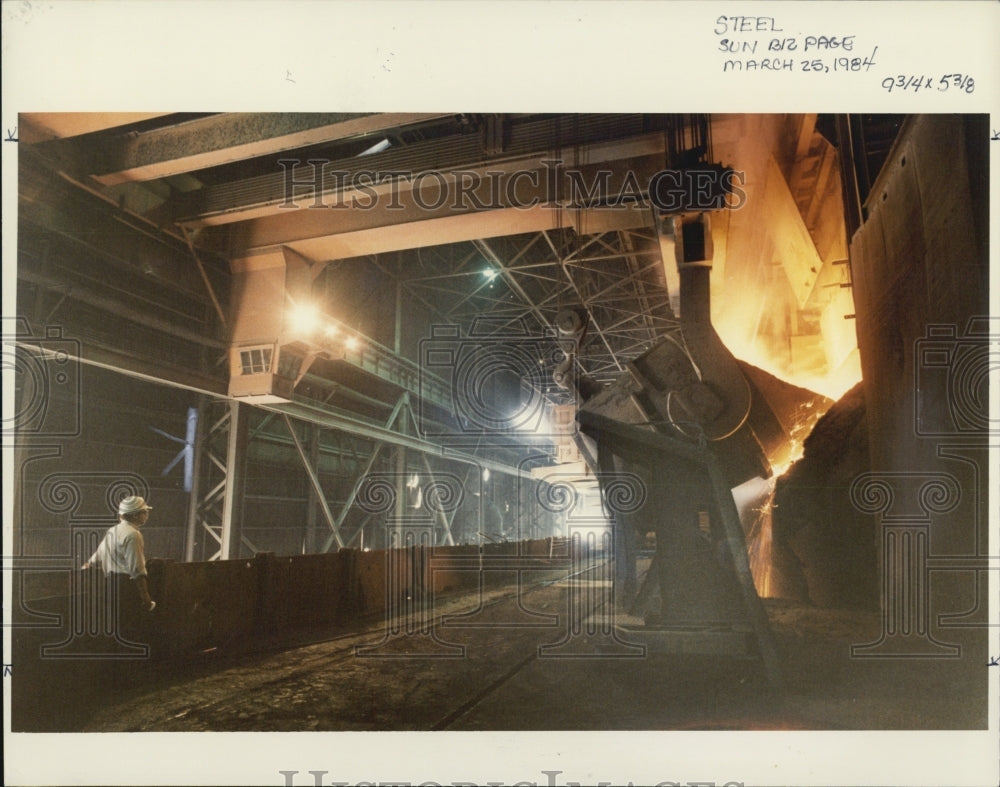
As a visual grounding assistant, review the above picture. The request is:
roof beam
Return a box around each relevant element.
[179,130,668,228]
[195,149,664,260]
[19,113,172,143]
[230,202,651,262]
[83,113,453,185]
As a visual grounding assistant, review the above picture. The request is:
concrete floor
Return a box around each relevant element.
[30,576,983,734]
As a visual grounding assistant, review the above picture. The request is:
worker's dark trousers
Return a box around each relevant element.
[104,573,147,646]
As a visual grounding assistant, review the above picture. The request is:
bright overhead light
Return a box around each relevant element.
[288,304,321,335]
[483,268,498,282]
[323,323,340,338]
[344,336,360,351]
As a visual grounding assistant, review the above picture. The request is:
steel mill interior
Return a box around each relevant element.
[8,113,993,736]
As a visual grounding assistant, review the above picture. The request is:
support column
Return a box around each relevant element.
[393,397,409,548]
[304,424,320,554]
[394,444,407,547]
[394,276,403,355]
[184,399,207,562]
[219,401,250,560]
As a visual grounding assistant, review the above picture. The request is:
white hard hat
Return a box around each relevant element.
[118,496,152,515]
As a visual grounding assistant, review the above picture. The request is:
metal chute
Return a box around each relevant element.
[570,212,827,687]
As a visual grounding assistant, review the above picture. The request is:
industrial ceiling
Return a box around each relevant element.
[17,112,863,426]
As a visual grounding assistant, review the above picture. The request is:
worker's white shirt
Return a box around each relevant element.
[89,520,147,579]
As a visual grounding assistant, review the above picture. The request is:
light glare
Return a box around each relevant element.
[288,304,321,335]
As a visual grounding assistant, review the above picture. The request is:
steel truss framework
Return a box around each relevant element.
[187,224,678,560]
[185,400,253,562]
[185,391,558,560]
[365,226,677,393]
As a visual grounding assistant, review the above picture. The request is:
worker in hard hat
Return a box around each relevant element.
[82,496,157,631]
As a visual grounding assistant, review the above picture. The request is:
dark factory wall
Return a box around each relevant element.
[13,365,195,567]
[852,116,989,519]
[769,116,991,629]
[761,115,990,617]
[315,256,436,360]
[852,115,989,478]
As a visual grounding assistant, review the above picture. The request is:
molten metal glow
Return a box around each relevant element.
[771,400,826,477]
[712,283,861,598]
[721,328,861,401]
[734,475,779,598]
[747,484,776,598]
[735,399,827,598]
[712,280,862,401]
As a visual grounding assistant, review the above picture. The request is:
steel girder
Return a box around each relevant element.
[184,390,532,560]
[185,400,253,562]
[47,113,453,186]
[381,227,675,392]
